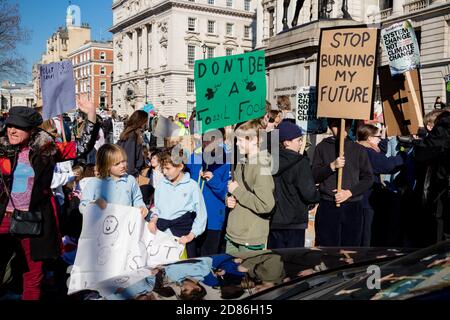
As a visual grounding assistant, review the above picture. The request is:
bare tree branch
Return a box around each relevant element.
[0,0,31,79]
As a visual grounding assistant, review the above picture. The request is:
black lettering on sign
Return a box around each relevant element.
[198,62,207,78]
[320,85,370,103]
[224,59,233,73]
[229,82,239,96]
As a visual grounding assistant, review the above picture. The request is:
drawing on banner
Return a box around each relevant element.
[128,221,136,236]
[98,247,111,266]
[113,277,130,285]
[195,50,266,133]
[68,204,184,294]
[381,20,420,76]
[296,86,327,134]
[98,215,120,247]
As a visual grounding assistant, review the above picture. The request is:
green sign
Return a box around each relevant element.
[194,50,266,133]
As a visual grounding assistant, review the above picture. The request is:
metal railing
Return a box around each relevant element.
[403,0,431,14]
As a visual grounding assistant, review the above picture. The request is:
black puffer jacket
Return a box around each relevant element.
[271,149,320,229]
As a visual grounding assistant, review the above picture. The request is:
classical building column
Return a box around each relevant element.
[392,0,405,16]
[142,25,149,70]
[126,32,132,74]
[133,29,139,71]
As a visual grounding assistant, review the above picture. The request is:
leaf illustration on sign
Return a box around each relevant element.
[205,84,221,100]
[243,78,256,92]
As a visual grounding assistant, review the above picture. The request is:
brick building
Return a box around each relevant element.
[68,41,114,109]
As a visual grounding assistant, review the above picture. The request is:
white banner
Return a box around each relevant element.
[68,203,184,294]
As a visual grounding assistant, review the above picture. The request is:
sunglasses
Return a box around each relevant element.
[6,124,31,131]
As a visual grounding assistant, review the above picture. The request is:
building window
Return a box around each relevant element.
[207,47,215,59]
[244,0,251,11]
[187,101,195,117]
[226,23,233,36]
[226,48,233,56]
[244,26,251,38]
[269,8,275,37]
[305,66,310,86]
[208,0,214,4]
[187,78,195,93]
[187,45,195,65]
[100,96,106,108]
[100,67,106,75]
[100,51,106,60]
[100,81,106,92]
[226,0,233,8]
[188,17,196,32]
[207,20,215,34]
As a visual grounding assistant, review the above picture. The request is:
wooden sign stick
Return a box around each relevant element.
[405,70,424,131]
[336,118,345,208]
[299,135,307,155]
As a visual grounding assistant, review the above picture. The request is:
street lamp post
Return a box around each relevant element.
[144,71,149,104]
[202,43,207,60]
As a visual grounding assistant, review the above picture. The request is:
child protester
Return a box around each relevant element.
[225,119,275,253]
[79,144,147,218]
[147,149,207,258]
[269,121,320,248]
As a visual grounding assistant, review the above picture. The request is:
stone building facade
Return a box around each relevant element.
[110,0,257,117]
[258,0,450,112]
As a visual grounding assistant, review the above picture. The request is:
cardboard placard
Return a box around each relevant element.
[378,65,424,136]
[194,51,266,133]
[40,60,76,120]
[316,26,379,120]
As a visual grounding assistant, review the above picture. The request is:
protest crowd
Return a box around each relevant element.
[0,23,449,301]
[0,95,449,300]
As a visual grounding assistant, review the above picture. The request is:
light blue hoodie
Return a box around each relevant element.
[152,172,207,237]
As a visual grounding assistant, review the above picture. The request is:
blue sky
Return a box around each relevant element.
[12,0,113,83]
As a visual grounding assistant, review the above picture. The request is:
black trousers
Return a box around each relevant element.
[315,199,363,247]
[268,229,305,249]
[361,208,374,247]
[196,229,222,256]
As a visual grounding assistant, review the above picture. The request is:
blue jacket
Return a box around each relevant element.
[186,146,231,231]
[362,139,404,209]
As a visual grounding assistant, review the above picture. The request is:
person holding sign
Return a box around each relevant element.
[0,96,100,300]
[312,119,373,247]
[147,150,207,258]
[79,144,147,218]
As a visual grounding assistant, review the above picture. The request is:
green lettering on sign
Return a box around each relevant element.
[195,50,266,133]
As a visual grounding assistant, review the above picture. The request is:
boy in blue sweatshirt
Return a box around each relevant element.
[148,149,207,258]
[186,129,231,256]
